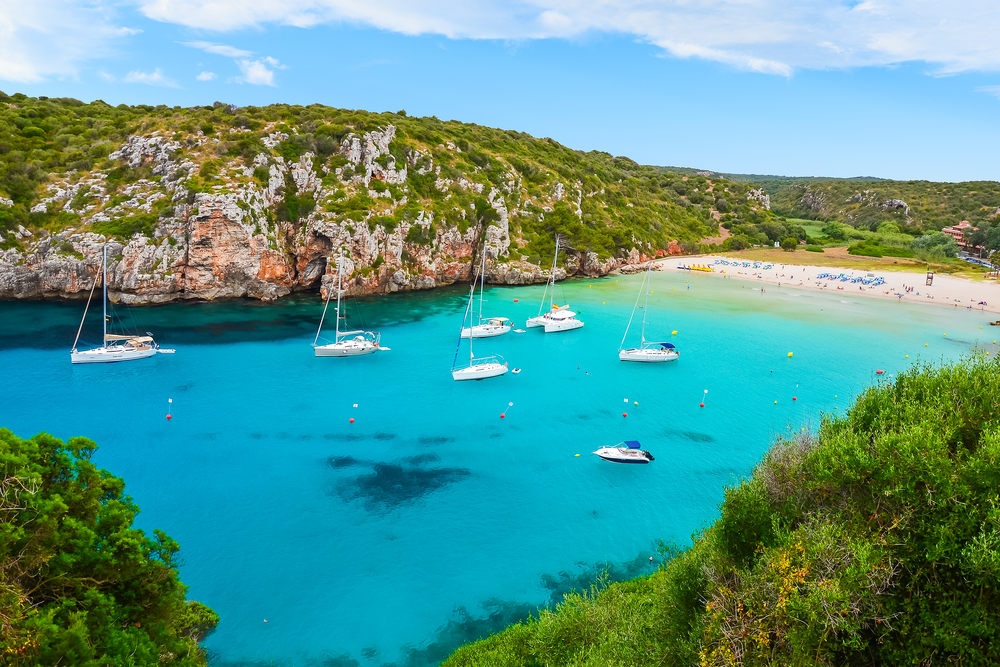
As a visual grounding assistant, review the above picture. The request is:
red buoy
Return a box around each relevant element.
[166,414,172,420]
[500,413,505,419]
[793,397,797,401]
[876,369,884,374]
[700,403,704,407]
[514,298,519,302]
[623,412,628,417]
[349,418,355,423]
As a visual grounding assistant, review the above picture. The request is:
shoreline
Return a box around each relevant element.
[654,255,1000,316]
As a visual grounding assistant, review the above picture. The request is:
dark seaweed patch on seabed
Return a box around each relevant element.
[677,430,716,443]
[418,436,454,444]
[327,453,470,511]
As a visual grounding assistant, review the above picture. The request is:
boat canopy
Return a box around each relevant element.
[656,342,676,349]
[338,330,364,336]
[105,334,153,343]
[625,440,642,449]
[548,309,578,320]
[485,317,511,324]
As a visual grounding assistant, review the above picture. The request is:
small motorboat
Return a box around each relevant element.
[593,440,654,464]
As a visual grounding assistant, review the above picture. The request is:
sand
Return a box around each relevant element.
[654,255,1000,317]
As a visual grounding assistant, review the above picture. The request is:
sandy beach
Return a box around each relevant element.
[654,255,1000,316]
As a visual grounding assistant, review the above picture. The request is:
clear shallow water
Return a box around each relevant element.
[0,271,992,666]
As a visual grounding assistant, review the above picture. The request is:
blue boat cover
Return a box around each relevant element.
[625,440,641,449]
[657,342,676,349]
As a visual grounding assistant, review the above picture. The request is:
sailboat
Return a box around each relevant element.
[618,261,678,362]
[313,250,387,357]
[70,245,172,364]
[526,237,583,333]
[461,254,511,338]
[451,251,508,381]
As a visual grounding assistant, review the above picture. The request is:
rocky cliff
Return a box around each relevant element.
[0,98,734,302]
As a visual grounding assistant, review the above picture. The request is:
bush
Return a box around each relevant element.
[91,214,159,239]
[912,231,960,258]
[805,245,824,252]
[780,236,798,251]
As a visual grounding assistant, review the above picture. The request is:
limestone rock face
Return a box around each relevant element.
[0,124,681,302]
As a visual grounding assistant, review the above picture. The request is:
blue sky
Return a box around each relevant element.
[2,1,1000,182]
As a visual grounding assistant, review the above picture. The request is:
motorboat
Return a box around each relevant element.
[527,237,583,332]
[593,441,655,464]
[313,249,386,357]
[461,317,512,338]
[618,261,678,362]
[451,250,508,381]
[70,245,169,364]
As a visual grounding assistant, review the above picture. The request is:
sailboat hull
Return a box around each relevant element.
[71,347,158,364]
[451,363,508,381]
[461,324,511,338]
[525,316,547,328]
[619,348,679,363]
[314,342,379,357]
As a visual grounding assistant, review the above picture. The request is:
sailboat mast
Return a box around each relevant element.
[335,249,343,340]
[102,245,107,344]
[313,254,337,346]
[550,237,559,310]
[640,262,651,343]
[619,265,645,352]
[478,249,485,322]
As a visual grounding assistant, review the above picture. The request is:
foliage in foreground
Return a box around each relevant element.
[0,429,217,665]
[445,354,1000,666]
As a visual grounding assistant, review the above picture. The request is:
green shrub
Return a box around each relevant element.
[91,214,158,239]
[780,236,798,251]
[805,245,824,252]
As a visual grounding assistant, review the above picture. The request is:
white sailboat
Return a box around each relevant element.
[313,250,387,357]
[461,253,511,338]
[526,237,584,333]
[452,251,508,381]
[70,245,171,364]
[618,261,678,363]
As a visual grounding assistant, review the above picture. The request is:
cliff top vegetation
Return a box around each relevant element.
[444,354,1000,666]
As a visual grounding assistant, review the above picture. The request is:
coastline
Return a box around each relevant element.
[654,254,1000,316]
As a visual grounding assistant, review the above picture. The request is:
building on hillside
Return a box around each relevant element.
[942,220,977,248]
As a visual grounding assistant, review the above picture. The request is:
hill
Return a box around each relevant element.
[444,354,1000,666]
[0,93,784,302]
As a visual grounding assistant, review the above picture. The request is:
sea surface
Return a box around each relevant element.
[0,270,992,666]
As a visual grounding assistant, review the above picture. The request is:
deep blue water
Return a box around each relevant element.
[0,270,992,666]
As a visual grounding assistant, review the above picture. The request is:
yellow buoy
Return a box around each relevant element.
[575,454,580,457]
[672,330,678,335]
[905,355,908,358]
[787,352,793,357]
[634,401,638,405]
[774,400,778,404]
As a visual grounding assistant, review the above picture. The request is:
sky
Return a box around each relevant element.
[1,1,1000,182]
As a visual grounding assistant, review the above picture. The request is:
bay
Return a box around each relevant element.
[0,269,989,665]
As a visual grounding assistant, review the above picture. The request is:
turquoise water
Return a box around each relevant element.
[0,270,992,665]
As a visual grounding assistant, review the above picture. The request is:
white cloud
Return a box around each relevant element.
[123,67,180,87]
[0,0,138,83]
[196,71,217,81]
[181,40,253,57]
[137,0,1000,76]
[976,85,1000,99]
[233,57,285,85]
[98,71,116,82]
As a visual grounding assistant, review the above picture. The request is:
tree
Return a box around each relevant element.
[0,429,217,665]
[780,236,798,251]
[821,221,847,241]
[912,231,960,258]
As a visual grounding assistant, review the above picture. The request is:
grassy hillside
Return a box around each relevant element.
[761,178,1000,234]
[0,92,789,263]
[444,354,1000,666]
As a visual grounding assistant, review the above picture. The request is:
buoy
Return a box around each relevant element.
[787,352,793,357]
[876,370,884,374]
[793,397,797,401]
[905,354,908,358]
[166,398,172,420]
[925,343,928,346]
[634,401,638,405]
[166,414,172,420]
[514,298,519,302]
[500,414,505,419]
[575,453,580,457]
[700,403,704,407]
[944,333,947,337]
[672,330,677,335]
[624,398,629,403]
[623,412,628,417]
[774,400,777,404]
[349,418,355,423]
